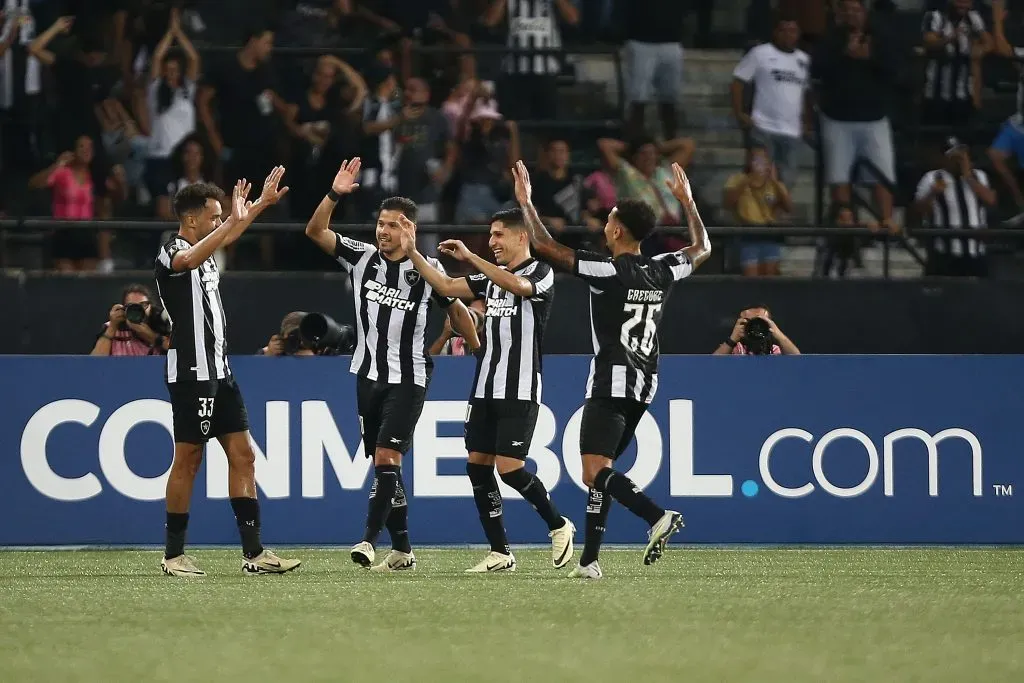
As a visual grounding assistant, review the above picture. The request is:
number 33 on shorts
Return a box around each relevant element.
[197,397,216,418]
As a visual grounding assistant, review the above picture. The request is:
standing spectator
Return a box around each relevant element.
[454,90,519,225]
[533,138,603,248]
[912,137,996,276]
[596,135,695,229]
[731,14,811,186]
[921,0,991,128]
[622,0,686,139]
[812,0,898,233]
[480,0,579,121]
[986,0,1024,212]
[722,144,793,276]
[155,136,207,220]
[137,9,199,208]
[394,77,456,248]
[360,62,402,218]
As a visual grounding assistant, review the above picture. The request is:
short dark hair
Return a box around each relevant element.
[546,137,570,149]
[122,283,154,304]
[242,26,272,45]
[379,196,418,222]
[491,207,525,228]
[173,182,225,218]
[776,12,799,25]
[615,199,658,242]
[627,135,657,158]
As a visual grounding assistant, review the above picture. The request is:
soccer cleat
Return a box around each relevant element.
[549,517,576,568]
[242,548,302,575]
[568,561,603,579]
[643,510,685,566]
[370,550,416,572]
[465,551,517,573]
[350,541,375,568]
[161,554,206,577]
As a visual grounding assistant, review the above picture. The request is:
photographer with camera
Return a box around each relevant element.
[260,311,356,357]
[91,284,170,356]
[714,306,800,355]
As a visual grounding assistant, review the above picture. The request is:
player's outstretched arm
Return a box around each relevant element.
[397,219,474,298]
[305,157,361,256]
[666,162,711,269]
[446,298,481,352]
[222,166,289,247]
[512,160,576,272]
[438,238,534,298]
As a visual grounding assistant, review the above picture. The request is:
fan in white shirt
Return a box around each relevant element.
[731,16,810,185]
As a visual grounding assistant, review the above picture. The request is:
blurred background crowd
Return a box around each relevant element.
[2,0,1024,279]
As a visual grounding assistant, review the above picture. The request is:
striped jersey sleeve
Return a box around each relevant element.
[573,250,619,285]
[465,273,490,298]
[652,249,694,282]
[155,238,189,277]
[334,234,374,271]
[522,260,555,301]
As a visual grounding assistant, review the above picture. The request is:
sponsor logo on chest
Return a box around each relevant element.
[364,280,416,311]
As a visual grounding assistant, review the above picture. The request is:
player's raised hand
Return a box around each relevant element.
[232,178,252,222]
[512,160,532,206]
[438,239,472,262]
[333,158,361,194]
[397,214,417,252]
[260,165,290,205]
[666,162,693,206]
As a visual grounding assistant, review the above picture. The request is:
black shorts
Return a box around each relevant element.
[464,398,540,460]
[357,377,427,456]
[167,376,250,444]
[579,397,648,459]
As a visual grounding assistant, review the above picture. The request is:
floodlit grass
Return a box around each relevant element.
[1,548,1022,682]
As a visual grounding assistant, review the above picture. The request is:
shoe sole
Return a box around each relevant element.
[552,522,576,568]
[351,550,373,568]
[161,565,205,577]
[371,561,416,572]
[643,513,684,566]
[242,561,302,575]
[465,563,517,573]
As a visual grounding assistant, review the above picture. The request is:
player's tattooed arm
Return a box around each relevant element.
[512,160,576,273]
[397,219,475,298]
[437,239,535,298]
[447,298,481,352]
[305,158,361,255]
[222,166,289,247]
[666,162,712,269]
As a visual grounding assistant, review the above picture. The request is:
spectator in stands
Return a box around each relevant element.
[533,138,603,249]
[137,9,199,209]
[90,284,169,356]
[622,0,687,139]
[986,0,1024,212]
[723,144,792,277]
[713,306,801,355]
[812,0,898,233]
[454,90,520,224]
[395,77,457,247]
[731,14,811,186]
[921,0,991,128]
[278,0,355,50]
[480,0,579,121]
[360,62,403,218]
[596,135,695,235]
[912,137,995,276]
[155,136,207,220]
[584,165,618,221]
[28,135,125,272]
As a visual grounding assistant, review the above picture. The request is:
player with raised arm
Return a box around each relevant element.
[511,159,711,578]
[157,167,301,577]
[305,158,481,572]
[397,208,575,572]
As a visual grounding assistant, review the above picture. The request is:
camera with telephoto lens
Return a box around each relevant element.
[123,302,171,335]
[295,312,356,355]
[741,317,774,355]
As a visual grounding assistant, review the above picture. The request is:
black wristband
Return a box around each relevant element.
[724,338,738,349]
[326,188,341,203]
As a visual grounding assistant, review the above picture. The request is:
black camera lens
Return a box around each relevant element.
[124,303,147,324]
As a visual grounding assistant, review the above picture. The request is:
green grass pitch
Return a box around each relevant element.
[1,548,1022,682]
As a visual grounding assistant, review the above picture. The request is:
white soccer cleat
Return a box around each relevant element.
[350,541,375,568]
[643,510,684,566]
[465,551,517,573]
[568,561,603,579]
[242,548,302,575]
[549,517,576,568]
[161,554,206,577]
[370,550,417,572]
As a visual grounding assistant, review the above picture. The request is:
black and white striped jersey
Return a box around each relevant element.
[465,258,555,403]
[915,168,990,258]
[504,0,563,76]
[922,10,985,103]
[335,234,454,387]
[154,235,230,384]
[573,249,693,404]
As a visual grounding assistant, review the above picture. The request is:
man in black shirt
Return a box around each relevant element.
[155,167,300,577]
[533,138,603,249]
[513,159,711,578]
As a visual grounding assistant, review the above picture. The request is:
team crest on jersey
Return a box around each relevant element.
[404,270,421,286]
[200,420,211,436]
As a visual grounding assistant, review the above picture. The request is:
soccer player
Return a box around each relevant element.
[397,208,575,573]
[156,167,302,576]
[305,158,481,572]
[511,159,711,578]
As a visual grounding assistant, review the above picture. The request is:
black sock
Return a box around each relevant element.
[384,475,412,554]
[363,465,399,546]
[466,462,511,555]
[579,488,611,566]
[229,497,264,559]
[164,512,189,560]
[500,467,565,531]
[594,467,664,527]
